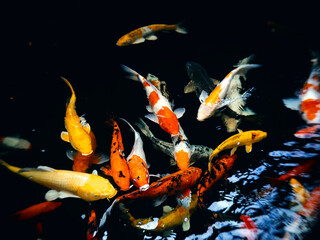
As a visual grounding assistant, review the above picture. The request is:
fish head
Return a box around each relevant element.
[116,35,133,46]
[197,103,214,121]
[250,130,267,143]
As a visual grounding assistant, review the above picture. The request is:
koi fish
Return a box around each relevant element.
[176,187,192,209]
[0,160,117,201]
[266,159,317,186]
[208,129,267,170]
[116,23,187,46]
[135,118,213,165]
[118,194,198,232]
[87,210,98,240]
[171,124,191,170]
[10,201,62,222]
[294,125,320,139]
[0,136,32,150]
[283,57,320,124]
[197,64,260,121]
[298,186,320,218]
[102,119,130,191]
[240,215,258,240]
[197,155,236,209]
[121,65,185,136]
[60,77,93,155]
[120,118,150,191]
[66,131,109,173]
[289,178,310,210]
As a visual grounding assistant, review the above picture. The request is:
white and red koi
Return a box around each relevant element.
[197,64,260,121]
[121,65,185,136]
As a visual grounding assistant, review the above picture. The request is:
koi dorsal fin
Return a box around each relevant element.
[237,129,243,133]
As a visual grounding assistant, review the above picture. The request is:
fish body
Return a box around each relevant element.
[197,64,260,121]
[60,78,93,155]
[119,194,198,232]
[298,186,320,218]
[120,118,150,191]
[11,201,62,222]
[171,124,191,170]
[209,129,267,169]
[116,23,187,46]
[0,136,32,150]
[103,119,130,191]
[283,58,320,124]
[121,65,185,136]
[294,124,320,139]
[197,155,236,209]
[290,178,310,208]
[0,160,117,201]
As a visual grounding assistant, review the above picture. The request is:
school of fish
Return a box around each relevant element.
[1,21,320,240]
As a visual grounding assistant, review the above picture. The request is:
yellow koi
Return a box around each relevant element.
[60,77,93,155]
[209,129,267,170]
[290,178,310,208]
[0,160,117,202]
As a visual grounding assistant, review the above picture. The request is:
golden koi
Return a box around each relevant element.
[60,77,93,155]
[116,23,187,46]
[118,194,198,232]
[121,65,185,136]
[197,64,260,121]
[290,178,310,209]
[0,160,117,201]
[208,129,267,170]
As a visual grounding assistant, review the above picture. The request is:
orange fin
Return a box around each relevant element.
[83,123,91,134]
[101,165,113,176]
[60,131,70,142]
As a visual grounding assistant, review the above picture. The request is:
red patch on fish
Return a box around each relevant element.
[149,91,160,107]
[127,154,149,190]
[175,149,190,170]
[301,99,320,120]
[143,81,150,88]
[301,83,319,94]
[157,106,179,135]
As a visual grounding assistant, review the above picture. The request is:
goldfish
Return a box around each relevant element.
[60,77,93,155]
[10,201,62,222]
[283,57,320,124]
[118,194,198,232]
[266,159,316,186]
[102,119,130,191]
[197,155,236,209]
[197,64,260,121]
[121,65,185,136]
[0,136,32,150]
[294,125,320,139]
[135,118,213,165]
[120,118,150,191]
[208,129,267,170]
[116,23,187,46]
[0,160,117,201]
[289,178,310,210]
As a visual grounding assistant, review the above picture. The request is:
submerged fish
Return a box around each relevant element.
[197,155,236,209]
[0,136,32,150]
[121,65,185,136]
[118,194,198,232]
[116,23,187,46]
[294,125,320,139]
[298,186,320,218]
[289,178,310,210]
[209,129,267,170]
[135,118,213,165]
[60,78,93,155]
[120,118,150,191]
[283,57,320,124]
[197,64,260,122]
[0,160,117,201]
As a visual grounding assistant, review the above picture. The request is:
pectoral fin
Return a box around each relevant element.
[230,147,238,155]
[83,123,91,134]
[61,131,70,142]
[133,38,145,44]
[174,107,186,119]
[145,35,158,41]
[145,113,159,124]
[45,190,80,201]
[199,90,209,103]
[182,218,191,231]
[101,165,113,176]
[245,144,252,153]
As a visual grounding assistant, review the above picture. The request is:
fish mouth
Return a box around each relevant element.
[139,184,150,191]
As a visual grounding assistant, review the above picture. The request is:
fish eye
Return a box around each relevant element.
[252,133,257,139]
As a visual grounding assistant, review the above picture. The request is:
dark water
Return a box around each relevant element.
[1,2,320,240]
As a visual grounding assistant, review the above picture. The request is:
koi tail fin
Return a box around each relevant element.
[121,64,143,82]
[0,159,20,173]
[61,77,76,104]
[135,118,155,139]
[175,22,188,34]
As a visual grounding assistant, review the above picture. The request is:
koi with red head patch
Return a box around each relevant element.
[102,119,130,191]
[197,155,236,209]
[121,65,185,136]
[283,58,320,124]
[197,64,260,121]
[266,159,317,186]
[120,118,150,191]
[116,23,187,46]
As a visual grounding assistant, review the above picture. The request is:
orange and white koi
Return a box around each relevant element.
[116,23,187,46]
[0,160,117,201]
[197,155,237,209]
[102,119,130,191]
[120,118,150,191]
[0,136,32,150]
[147,73,169,99]
[283,57,320,124]
[197,64,260,121]
[171,124,191,170]
[60,78,93,155]
[294,124,320,139]
[121,65,185,136]
[209,129,267,170]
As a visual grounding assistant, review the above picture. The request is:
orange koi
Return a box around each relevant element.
[102,119,130,191]
[116,23,187,46]
[60,78,93,155]
[197,155,236,209]
[298,186,320,218]
[120,118,150,191]
[121,65,185,136]
[197,64,260,121]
